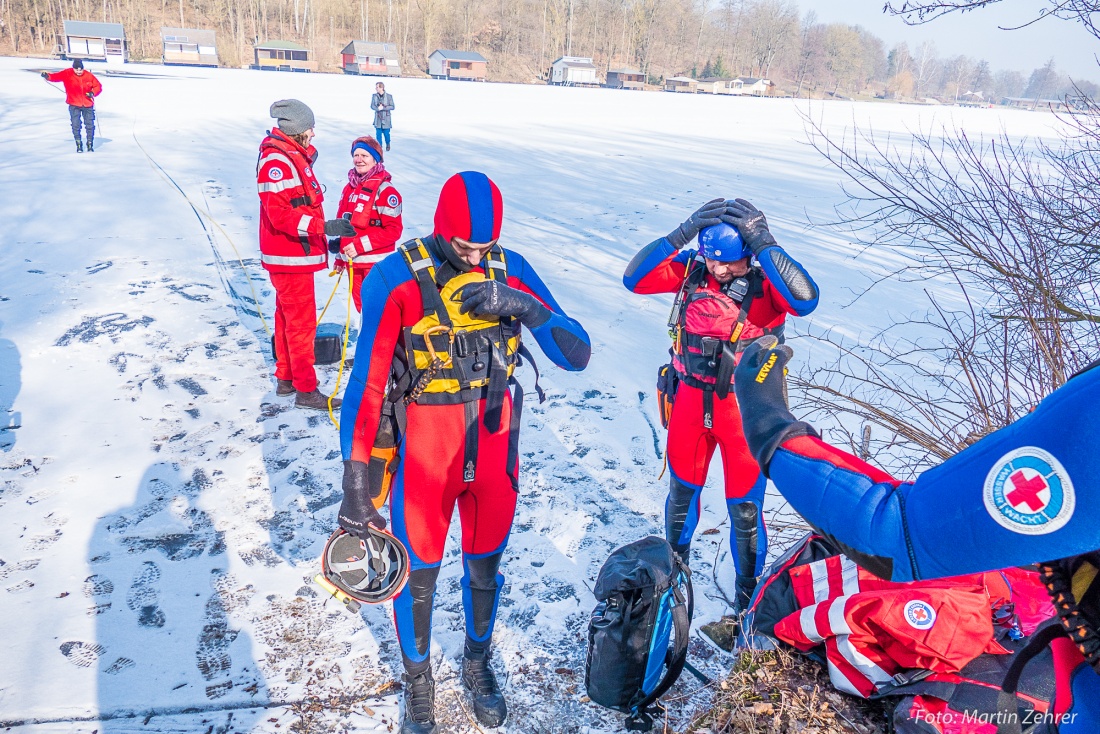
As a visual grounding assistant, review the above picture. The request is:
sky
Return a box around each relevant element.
[807,0,1100,81]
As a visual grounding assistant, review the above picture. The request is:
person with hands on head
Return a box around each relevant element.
[330,135,403,313]
[257,99,355,410]
[733,339,1100,729]
[623,197,818,614]
[42,59,102,153]
[338,171,591,734]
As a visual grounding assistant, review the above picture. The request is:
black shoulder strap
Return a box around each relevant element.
[715,269,763,400]
[401,238,451,329]
[995,621,1067,734]
[483,244,509,283]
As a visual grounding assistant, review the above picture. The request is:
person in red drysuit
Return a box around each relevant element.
[332,135,403,313]
[257,99,356,409]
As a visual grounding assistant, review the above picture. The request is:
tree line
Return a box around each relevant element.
[2,0,1096,99]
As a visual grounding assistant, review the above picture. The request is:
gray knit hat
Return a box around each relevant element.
[270,99,315,136]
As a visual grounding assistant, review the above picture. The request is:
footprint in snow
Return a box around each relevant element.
[83,573,114,615]
[60,640,106,668]
[126,561,166,628]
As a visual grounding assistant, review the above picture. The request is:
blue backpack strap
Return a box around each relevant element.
[628,563,694,729]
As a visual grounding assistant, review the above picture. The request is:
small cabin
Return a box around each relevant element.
[341,41,400,76]
[664,76,697,93]
[62,20,127,65]
[549,56,598,86]
[697,77,738,94]
[253,40,315,73]
[428,49,488,81]
[605,68,645,90]
[161,27,217,67]
[732,77,773,96]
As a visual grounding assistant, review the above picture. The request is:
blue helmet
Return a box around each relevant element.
[698,223,750,262]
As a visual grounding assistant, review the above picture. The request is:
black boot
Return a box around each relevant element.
[461,649,507,727]
[735,573,757,615]
[75,138,84,153]
[87,139,94,152]
[400,669,437,734]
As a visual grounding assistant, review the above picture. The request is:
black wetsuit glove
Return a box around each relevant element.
[41,71,50,79]
[338,460,386,535]
[667,198,727,249]
[457,280,550,327]
[721,198,778,256]
[733,336,818,475]
[324,218,356,238]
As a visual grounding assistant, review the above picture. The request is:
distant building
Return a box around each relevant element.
[428,50,488,81]
[696,77,738,94]
[341,41,400,76]
[731,77,773,96]
[549,56,598,86]
[161,27,217,67]
[665,76,697,93]
[605,68,645,90]
[252,40,315,73]
[62,20,127,65]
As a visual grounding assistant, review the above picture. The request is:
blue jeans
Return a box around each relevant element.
[375,127,391,147]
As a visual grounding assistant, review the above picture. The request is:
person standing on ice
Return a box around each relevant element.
[337,172,591,733]
[332,135,403,313]
[370,82,394,152]
[257,99,355,410]
[623,198,819,613]
[41,59,101,153]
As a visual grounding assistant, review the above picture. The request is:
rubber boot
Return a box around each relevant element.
[295,389,341,410]
[87,138,94,152]
[400,668,437,734]
[76,138,83,153]
[461,648,507,727]
[276,379,296,396]
[735,573,757,615]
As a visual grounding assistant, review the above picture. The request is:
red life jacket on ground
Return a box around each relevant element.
[256,130,328,274]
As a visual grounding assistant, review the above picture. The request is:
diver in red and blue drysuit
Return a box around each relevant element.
[734,339,1100,730]
[623,198,818,611]
[337,171,591,734]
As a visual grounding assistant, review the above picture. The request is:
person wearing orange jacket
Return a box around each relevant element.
[41,59,102,153]
[332,135,404,313]
[257,99,356,410]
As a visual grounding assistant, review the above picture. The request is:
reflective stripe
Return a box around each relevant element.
[297,214,313,249]
[410,258,433,271]
[799,606,824,643]
[840,557,860,597]
[835,636,894,686]
[828,596,853,635]
[353,252,388,263]
[258,179,301,194]
[375,204,402,216]
[485,259,506,271]
[261,253,326,266]
[809,560,830,603]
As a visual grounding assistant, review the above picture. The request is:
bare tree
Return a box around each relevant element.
[886,0,1100,40]
[745,0,797,78]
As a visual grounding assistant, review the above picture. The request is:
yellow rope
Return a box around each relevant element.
[317,267,343,325]
[327,268,355,429]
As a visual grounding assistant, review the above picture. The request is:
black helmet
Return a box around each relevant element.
[321,528,410,605]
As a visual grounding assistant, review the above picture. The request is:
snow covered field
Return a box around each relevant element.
[0,57,1066,733]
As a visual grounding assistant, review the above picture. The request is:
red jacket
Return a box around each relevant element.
[256,130,329,274]
[334,170,403,271]
[47,68,102,107]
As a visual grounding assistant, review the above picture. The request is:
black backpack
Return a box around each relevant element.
[585,536,693,731]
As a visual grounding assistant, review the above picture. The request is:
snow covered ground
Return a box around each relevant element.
[0,57,1067,733]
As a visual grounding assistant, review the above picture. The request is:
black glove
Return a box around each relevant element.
[85,91,95,99]
[721,198,778,256]
[733,336,818,475]
[324,219,356,239]
[667,198,727,249]
[457,280,550,327]
[41,71,50,79]
[338,460,386,535]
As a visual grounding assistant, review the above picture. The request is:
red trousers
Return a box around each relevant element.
[666,382,761,498]
[391,397,518,565]
[270,271,318,393]
[348,265,374,314]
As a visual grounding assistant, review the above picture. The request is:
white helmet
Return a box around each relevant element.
[321,528,410,605]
